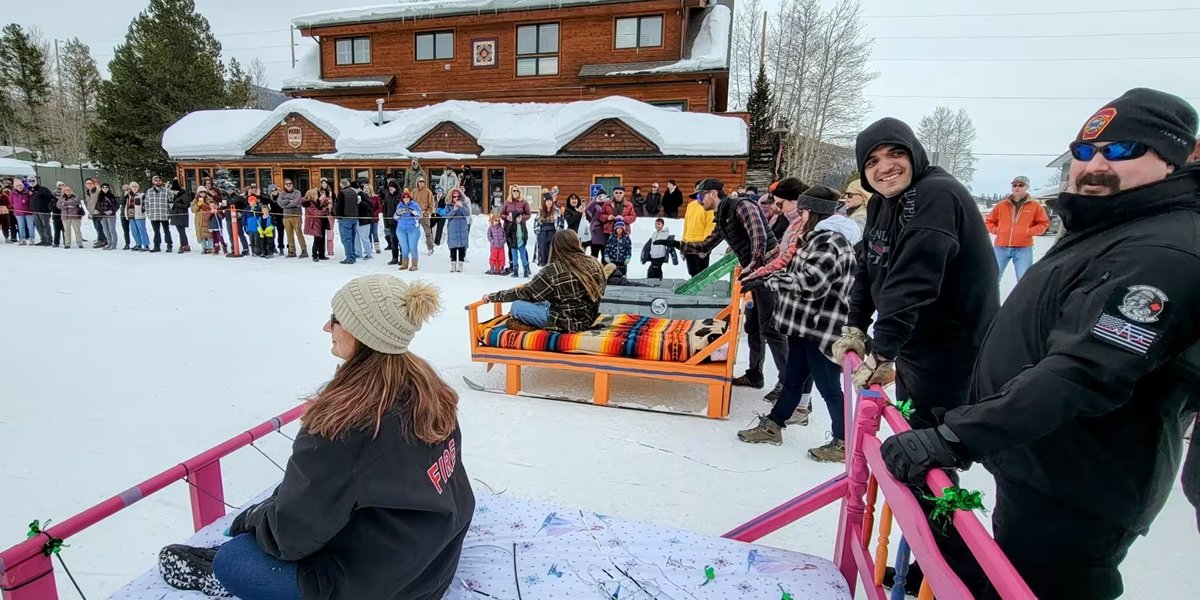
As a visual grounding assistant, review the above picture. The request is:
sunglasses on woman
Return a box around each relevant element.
[330,313,340,327]
[1069,141,1149,162]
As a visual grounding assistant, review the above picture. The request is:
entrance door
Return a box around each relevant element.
[593,175,622,197]
[486,168,506,210]
[282,169,311,196]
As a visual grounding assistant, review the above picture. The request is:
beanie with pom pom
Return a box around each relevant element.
[331,275,441,355]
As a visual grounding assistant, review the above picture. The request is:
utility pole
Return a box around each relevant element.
[290,26,296,68]
[758,11,767,72]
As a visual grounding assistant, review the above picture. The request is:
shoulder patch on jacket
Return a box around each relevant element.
[1091,285,1170,355]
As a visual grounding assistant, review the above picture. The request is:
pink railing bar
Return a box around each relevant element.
[720,473,848,542]
[0,404,306,600]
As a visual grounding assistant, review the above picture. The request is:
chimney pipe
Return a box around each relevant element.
[376,98,385,126]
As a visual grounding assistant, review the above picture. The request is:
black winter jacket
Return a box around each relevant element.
[383,189,402,225]
[334,188,359,219]
[849,118,999,362]
[30,185,55,213]
[644,191,663,215]
[944,167,1200,533]
[233,409,474,600]
[661,188,683,215]
[170,190,193,228]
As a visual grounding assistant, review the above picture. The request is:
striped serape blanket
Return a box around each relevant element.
[479,314,728,362]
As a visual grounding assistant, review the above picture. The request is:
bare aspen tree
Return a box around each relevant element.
[918,105,979,186]
[728,0,764,110]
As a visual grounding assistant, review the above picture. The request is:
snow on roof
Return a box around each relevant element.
[607,5,730,76]
[0,157,36,177]
[293,0,627,28]
[282,46,392,91]
[163,99,395,159]
[163,96,747,159]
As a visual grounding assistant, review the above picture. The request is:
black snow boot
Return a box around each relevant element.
[158,544,231,597]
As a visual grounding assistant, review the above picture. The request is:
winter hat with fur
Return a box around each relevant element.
[331,275,441,355]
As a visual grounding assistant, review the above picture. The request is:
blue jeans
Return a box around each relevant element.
[510,300,550,328]
[369,220,379,243]
[338,219,358,261]
[102,217,119,249]
[509,246,529,272]
[131,219,149,248]
[16,215,36,241]
[995,246,1034,281]
[213,534,301,600]
[768,336,845,439]
[396,226,422,261]
[358,224,373,258]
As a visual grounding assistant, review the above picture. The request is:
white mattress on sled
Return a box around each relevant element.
[111,490,850,599]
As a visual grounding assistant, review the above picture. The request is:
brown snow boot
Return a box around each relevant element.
[808,439,846,463]
[398,258,409,271]
[409,259,419,272]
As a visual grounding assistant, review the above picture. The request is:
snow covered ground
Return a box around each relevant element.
[1,221,1195,598]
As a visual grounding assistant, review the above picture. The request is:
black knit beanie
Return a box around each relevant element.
[1076,88,1198,169]
[769,177,807,201]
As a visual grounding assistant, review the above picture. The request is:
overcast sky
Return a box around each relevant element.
[32,0,1200,194]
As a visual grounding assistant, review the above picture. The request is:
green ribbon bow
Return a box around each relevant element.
[779,583,794,600]
[891,399,914,420]
[700,565,716,586]
[921,486,986,532]
[26,519,66,555]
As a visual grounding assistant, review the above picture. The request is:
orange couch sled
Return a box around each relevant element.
[465,275,744,418]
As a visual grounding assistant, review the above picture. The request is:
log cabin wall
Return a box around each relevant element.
[292,0,726,112]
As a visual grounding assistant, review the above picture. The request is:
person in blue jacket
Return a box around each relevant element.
[604,217,632,277]
[394,190,423,271]
[444,192,471,272]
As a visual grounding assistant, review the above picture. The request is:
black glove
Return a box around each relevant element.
[227,502,262,536]
[881,425,967,487]
[653,239,680,249]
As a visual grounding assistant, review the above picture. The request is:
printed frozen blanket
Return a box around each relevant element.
[478,314,729,362]
[111,490,850,599]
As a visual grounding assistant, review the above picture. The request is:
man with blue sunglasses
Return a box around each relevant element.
[883,87,1200,598]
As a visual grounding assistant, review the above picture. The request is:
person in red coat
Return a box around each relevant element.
[600,186,637,236]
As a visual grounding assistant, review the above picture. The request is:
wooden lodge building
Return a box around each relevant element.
[164,0,747,204]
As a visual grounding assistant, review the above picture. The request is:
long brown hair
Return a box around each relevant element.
[303,344,458,444]
[548,229,605,302]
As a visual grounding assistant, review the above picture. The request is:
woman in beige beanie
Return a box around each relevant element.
[159,275,475,600]
[843,179,871,233]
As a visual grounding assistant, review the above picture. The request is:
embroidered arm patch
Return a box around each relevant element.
[1090,284,1170,356]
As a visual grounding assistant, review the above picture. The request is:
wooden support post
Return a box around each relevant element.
[505,364,521,395]
[189,460,226,532]
[593,372,610,406]
[873,503,893,586]
[705,383,725,418]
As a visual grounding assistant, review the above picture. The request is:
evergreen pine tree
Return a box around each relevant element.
[88,0,229,179]
[224,58,254,109]
[746,64,774,154]
[0,24,53,153]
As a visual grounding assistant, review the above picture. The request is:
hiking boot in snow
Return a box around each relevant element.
[399,258,409,270]
[738,415,783,445]
[178,245,190,254]
[409,260,419,272]
[732,370,765,389]
[158,544,230,597]
[299,251,308,258]
[763,382,784,402]
[387,258,398,265]
[511,268,519,278]
[808,439,846,463]
[787,407,810,426]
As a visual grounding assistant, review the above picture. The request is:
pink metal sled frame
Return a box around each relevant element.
[721,353,1035,599]
[0,356,1034,599]
[0,405,306,600]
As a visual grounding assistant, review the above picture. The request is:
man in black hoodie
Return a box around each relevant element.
[333,178,360,264]
[883,88,1200,599]
[832,118,999,427]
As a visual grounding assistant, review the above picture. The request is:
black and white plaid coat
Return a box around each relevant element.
[763,221,858,358]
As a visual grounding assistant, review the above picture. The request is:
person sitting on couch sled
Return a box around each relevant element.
[484,229,605,332]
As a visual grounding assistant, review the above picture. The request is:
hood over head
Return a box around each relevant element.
[854,117,931,195]
[814,214,863,246]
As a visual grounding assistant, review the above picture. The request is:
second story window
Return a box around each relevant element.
[335,37,371,65]
[615,15,663,49]
[516,23,558,76]
[416,30,454,61]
